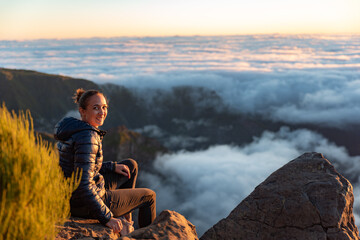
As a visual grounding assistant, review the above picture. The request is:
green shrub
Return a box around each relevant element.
[0,104,79,240]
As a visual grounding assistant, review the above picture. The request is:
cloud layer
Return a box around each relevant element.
[1,35,359,127]
[141,127,360,235]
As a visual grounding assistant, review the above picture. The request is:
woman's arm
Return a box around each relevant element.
[100,160,116,174]
[100,160,130,178]
[73,131,113,225]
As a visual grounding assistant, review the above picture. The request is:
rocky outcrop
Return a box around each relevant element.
[121,210,198,240]
[201,152,359,240]
[56,210,198,240]
[56,217,118,240]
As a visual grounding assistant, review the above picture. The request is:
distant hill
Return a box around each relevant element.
[0,68,99,131]
[2,67,360,156]
[0,68,278,149]
[0,68,148,131]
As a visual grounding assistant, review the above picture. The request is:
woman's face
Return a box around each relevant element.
[79,93,108,128]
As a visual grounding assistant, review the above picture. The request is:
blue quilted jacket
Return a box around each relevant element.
[54,117,115,225]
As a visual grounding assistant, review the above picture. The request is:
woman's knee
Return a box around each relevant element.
[144,189,156,203]
[148,189,156,198]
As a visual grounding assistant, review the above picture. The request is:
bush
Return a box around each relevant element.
[0,104,78,240]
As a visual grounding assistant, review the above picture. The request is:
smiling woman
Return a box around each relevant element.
[0,0,359,40]
[75,89,108,128]
[54,88,157,234]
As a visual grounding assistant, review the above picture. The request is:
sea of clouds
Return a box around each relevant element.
[1,35,359,127]
[1,34,360,235]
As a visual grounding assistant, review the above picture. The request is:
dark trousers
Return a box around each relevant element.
[103,159,156,228]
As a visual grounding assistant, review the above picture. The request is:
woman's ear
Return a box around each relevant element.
[79,107,86,120]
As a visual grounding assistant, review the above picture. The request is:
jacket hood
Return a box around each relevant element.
[54,117,106,141]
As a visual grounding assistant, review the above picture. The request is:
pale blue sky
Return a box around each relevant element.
[1,0,359,40]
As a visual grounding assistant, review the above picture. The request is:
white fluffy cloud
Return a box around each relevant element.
[1,35,359,127]
[141,127,360,235]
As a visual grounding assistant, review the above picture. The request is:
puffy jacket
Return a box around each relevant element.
[54,117,115,225]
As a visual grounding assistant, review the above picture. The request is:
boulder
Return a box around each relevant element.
[56,217,119,240]
[56,210,198,240]
[121,210,198,240]
[201,152,359,240]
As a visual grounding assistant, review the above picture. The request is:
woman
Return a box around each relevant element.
[54,88,156,234]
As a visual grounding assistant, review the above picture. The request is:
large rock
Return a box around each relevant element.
[56,210,198,240]
[201,152,359,240]
[121,210,198,240]
[56,217,119,240]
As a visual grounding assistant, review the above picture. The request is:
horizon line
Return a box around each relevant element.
[1,32,360,42]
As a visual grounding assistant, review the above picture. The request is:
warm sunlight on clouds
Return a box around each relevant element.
[0,0,359,40]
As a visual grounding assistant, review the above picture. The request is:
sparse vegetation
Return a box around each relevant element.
[0,104,79,240]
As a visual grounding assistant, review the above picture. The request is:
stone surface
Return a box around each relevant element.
[56,217,119,240]
[121,210,198,240]
[56,210,198,240]
[201,152,360,240]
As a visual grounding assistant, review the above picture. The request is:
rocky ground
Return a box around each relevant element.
[56,210,198,240]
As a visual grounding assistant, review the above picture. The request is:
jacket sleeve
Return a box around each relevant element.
[73,131,113,225]
[100,161,116,174]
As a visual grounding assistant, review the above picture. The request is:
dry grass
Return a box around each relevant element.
[0,104,79,240]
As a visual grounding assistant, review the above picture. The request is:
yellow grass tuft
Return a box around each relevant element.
[0,104,79,240]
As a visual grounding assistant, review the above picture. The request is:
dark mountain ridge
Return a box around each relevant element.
[0,68,99,130]
[1,67,360,156]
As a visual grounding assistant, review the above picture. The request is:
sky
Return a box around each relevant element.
[1,0,360,40]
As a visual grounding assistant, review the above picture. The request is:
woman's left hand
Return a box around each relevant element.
[115,164,130,178]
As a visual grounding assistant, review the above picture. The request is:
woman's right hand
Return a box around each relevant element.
[105,217,123,233]
[115,164,130,179]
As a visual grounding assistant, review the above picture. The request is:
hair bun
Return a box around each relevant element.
[73,88,85,103]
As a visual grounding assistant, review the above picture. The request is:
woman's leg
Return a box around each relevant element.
[103,188,156,228]
[103,159,137,222]
[102,158,156,227]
